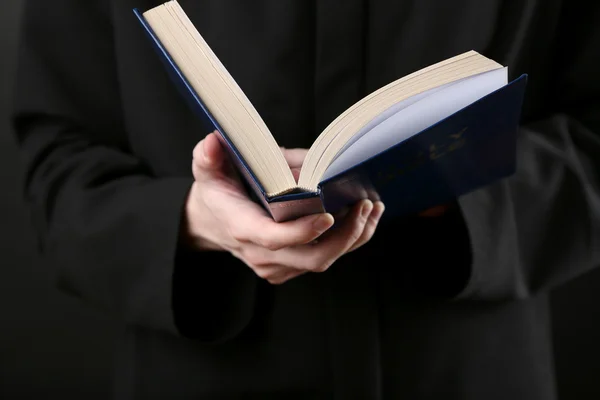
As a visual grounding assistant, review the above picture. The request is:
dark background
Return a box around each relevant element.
[1,1,599,399]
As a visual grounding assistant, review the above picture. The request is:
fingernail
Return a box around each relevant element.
[361,201,373,218]
[313,214,333,233]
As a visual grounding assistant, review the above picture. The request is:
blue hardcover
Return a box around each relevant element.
[134,9,527,222]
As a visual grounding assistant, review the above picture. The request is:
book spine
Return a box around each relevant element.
[266,195,326,222]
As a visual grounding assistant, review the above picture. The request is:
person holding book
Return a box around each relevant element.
[11,0,600,399]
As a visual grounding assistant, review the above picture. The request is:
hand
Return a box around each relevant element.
[182,132,385,285]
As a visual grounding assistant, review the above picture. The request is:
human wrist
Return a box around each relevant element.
[180,183,223,251]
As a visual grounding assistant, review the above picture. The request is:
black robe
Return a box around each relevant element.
[11,0,600,399]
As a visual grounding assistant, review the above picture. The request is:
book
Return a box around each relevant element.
[134,1,528,222]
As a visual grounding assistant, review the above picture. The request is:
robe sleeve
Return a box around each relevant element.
[11,0,257,342]
[454,3,600,301]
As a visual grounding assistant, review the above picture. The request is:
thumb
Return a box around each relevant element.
[192,131,243,188]
[193,131,226,172]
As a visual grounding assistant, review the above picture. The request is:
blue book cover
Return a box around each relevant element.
[134,8,528,222]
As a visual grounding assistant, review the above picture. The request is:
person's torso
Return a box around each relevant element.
[108,1,559,398]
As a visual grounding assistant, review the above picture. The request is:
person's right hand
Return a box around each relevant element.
[182,132,385,285]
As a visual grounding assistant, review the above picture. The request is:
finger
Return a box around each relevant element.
[280,147,308,169]
[250,263,293,282]
[230,211,335,251]
[252,264,307,285]
[348,201,385,252]
[268,200,373,272]
[271,269,307,285]
[193,132,225,172]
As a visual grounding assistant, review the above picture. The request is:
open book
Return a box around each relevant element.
[135,1,528,222]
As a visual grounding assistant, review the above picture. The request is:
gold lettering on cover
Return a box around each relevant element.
[449,127,468,140]
[429,143,446,160]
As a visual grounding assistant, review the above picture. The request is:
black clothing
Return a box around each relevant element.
[12,0,600,399]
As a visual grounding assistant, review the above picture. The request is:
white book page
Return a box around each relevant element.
[332,84,449,160]
[321,67,508,181]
